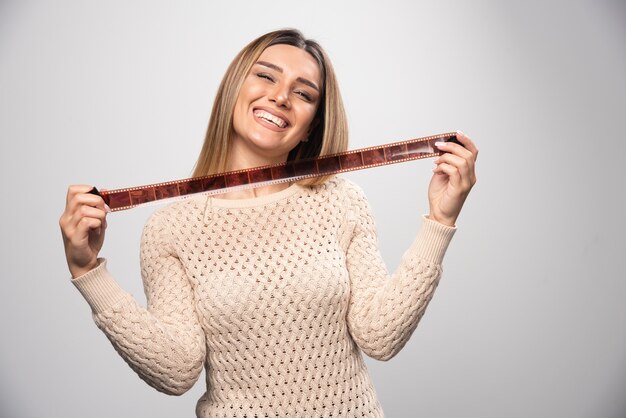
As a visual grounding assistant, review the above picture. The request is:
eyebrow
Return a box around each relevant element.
[255,60,320,92]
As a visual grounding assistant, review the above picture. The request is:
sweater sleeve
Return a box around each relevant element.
[343,182,456,361]
[71,210,206,395]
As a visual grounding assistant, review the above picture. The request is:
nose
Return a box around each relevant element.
[269,84,291,109]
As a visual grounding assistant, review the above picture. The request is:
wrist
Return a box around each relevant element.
[70,259,100,279]
[426,213,456,227]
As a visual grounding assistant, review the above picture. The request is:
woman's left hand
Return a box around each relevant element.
[427,131,478,227]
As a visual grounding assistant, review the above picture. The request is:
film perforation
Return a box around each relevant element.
[95,132,457,212]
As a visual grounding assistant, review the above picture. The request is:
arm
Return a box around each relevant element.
[345,131,477,361]
[72,211,205,395]
[344,183,456,361]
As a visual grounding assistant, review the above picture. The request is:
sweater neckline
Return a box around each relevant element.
[204,182,304,208]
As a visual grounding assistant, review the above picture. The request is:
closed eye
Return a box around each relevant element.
[295,90,313,102]
[256,72,274,82]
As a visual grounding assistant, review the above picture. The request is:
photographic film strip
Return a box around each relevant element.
[89,132,460,212]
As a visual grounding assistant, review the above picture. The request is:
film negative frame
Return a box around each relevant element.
[91,132,458,212]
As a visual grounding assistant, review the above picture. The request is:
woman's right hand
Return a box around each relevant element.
[59,185,109,279]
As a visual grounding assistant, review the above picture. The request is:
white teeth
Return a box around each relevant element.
[254,110,287,128]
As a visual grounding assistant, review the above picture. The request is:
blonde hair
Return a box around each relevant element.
[192,29,348,186]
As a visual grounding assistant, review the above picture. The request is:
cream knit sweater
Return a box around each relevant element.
[72,177,455,417]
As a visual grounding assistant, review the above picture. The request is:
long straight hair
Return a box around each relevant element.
[192,29,348,186]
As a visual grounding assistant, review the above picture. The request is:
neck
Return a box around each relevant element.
[217,147,291,200]
[215,182,292,200]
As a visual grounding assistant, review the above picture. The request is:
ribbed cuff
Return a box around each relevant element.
[407,215,457,264]
[71,258,130,313]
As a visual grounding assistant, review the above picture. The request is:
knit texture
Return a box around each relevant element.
[73,177,456,417]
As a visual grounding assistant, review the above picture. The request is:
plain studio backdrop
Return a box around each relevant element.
[1,1,624,417]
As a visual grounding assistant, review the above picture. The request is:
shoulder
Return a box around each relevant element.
[142,196,203,231]
[139,197,206,254]
[305,177,371,220]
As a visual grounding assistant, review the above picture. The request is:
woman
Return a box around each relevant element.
[60,29,477,417]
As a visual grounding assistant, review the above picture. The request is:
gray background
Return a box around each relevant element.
[1,1,624,417]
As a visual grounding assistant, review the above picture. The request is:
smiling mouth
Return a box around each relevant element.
[254,109,288,129]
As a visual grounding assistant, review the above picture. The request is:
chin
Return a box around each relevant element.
[245,139,288,159]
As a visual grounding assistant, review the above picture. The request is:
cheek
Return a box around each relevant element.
[232,101,245,128]
[239,79,266,101]
[298,106,318,131]
[233,85,258,120]
[232,100,252,134]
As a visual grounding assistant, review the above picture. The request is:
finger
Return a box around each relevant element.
[434,157,474,192]
[433,162,463,190]
[436,137,476,182]
[73,217,103,243]
[66,184,97,207]
[435,153,472,183]
[63,204,107,236]
[74,205,107,224]
[66,192,107,218]
[455,131,479,161]
[452,132,478,184]
[435,140,474,163]
[64,215,102,249]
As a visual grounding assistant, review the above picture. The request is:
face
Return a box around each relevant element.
[230,44,322,167]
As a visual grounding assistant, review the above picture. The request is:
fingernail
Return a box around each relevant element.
[104,204,112,213]
[435,142,446,147]
[456,130,464,136]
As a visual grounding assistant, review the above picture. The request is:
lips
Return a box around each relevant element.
[253,107,290,129]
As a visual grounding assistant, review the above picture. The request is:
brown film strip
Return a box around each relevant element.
[91,132,458,212]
